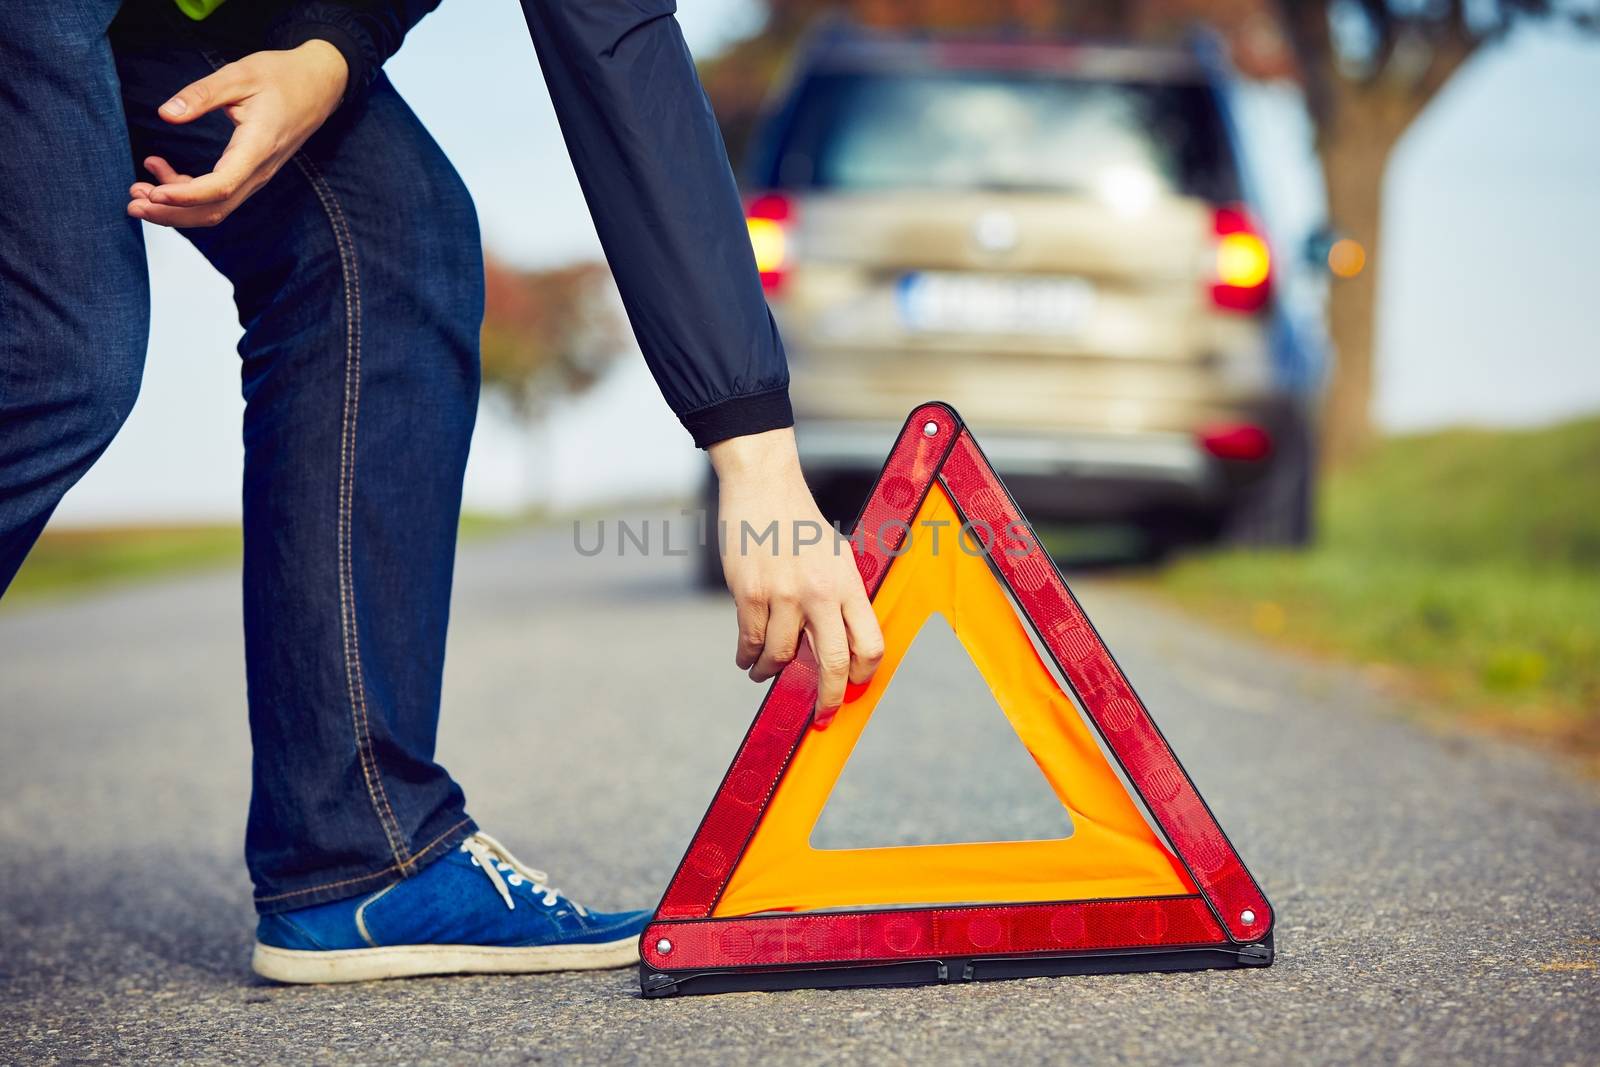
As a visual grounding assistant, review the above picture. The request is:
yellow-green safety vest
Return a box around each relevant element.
[173,0,228,19]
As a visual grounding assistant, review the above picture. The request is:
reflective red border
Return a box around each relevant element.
[653,404,959,920]
[644,896,1223,971]
[646,402,1271,962]
[940,430,1271,943]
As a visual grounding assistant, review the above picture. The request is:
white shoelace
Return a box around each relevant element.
[460,831,588,916]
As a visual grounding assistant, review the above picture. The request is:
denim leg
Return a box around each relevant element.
[0,5,149,593]
[117,51,483,912]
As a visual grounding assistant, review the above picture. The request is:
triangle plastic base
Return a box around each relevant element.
[641,403,1274,997]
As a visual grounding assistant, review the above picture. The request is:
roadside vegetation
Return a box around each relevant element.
[1152,415,1600,769]
[2,512,528,606]
[3,524,243,604]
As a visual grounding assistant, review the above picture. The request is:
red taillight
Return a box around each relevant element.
[1210,205,1272,313]
[1199,423,1273,462]
[745,193,792,294]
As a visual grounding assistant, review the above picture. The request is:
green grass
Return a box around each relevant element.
[3,524,244,604]
[3,512,538,606]
[1152,415,1600,765]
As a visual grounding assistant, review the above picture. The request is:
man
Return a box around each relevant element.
[0,0,883,983]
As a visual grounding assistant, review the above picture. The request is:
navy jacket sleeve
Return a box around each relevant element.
[518,0,792,448]
[266,1,442,104]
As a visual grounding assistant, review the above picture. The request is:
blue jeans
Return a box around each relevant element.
[0,5,481,912]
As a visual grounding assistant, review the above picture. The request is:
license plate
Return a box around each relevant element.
[896,272,1095,336]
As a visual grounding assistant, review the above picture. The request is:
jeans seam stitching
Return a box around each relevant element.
[199,45,414,882]
[291,151,410,872]
[254,817,473,904]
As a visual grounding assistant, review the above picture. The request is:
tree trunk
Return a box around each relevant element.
[1316,88,1422,465]
[1311,14,1478,465]
[1320,125,1390,463]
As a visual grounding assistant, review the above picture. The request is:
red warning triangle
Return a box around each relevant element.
[641,403,1273,997]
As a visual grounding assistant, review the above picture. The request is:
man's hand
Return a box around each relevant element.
[710,428,884,728]
[127,41,348,229]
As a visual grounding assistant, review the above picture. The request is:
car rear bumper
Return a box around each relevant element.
[796,419,1230,521]
[800,420,1207,481]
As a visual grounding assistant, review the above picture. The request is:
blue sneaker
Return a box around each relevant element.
[252,832,651,983]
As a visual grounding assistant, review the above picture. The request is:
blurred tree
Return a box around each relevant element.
[1272,0,1596,461]
[479,257,624,414]
[699,0,1594,464]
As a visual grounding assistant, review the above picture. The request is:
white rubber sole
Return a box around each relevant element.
[251,935,641,984]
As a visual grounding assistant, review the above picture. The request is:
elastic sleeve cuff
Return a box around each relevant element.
[682,387,794,449]
[269,22,370,104]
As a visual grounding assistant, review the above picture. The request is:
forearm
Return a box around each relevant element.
[709,427,804,484]
[519,0,791,448]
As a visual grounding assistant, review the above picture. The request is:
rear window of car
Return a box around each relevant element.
[754,69,1241,203]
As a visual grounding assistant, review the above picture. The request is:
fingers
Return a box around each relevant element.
[748,599,802,684]
[131,127,277,227]
[159,63,248,124]
[128,199,237,228]
[147,125,275,208]
[734,595,766,673]
[807,608,851,718]
[737,592,881,731]
[128,174,243,228]
[841,586,885,686]
[143,156,190,186]
[732,556,884,729]
[813,577,882,729]
[129,157,189,204]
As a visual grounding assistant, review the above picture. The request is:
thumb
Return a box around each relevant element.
[159,63,249,123]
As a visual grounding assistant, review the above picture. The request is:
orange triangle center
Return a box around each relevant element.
[713,483,1194,916]
[809,610,1072,849]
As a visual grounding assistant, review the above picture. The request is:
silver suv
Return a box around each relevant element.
[711,28,1326,573]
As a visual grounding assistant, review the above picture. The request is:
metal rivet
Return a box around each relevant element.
[1240,909,1256,925]
[923,420,939,437]
[655,938,673,955]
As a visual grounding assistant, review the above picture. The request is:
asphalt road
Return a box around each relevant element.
[2,519,1596,1065]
